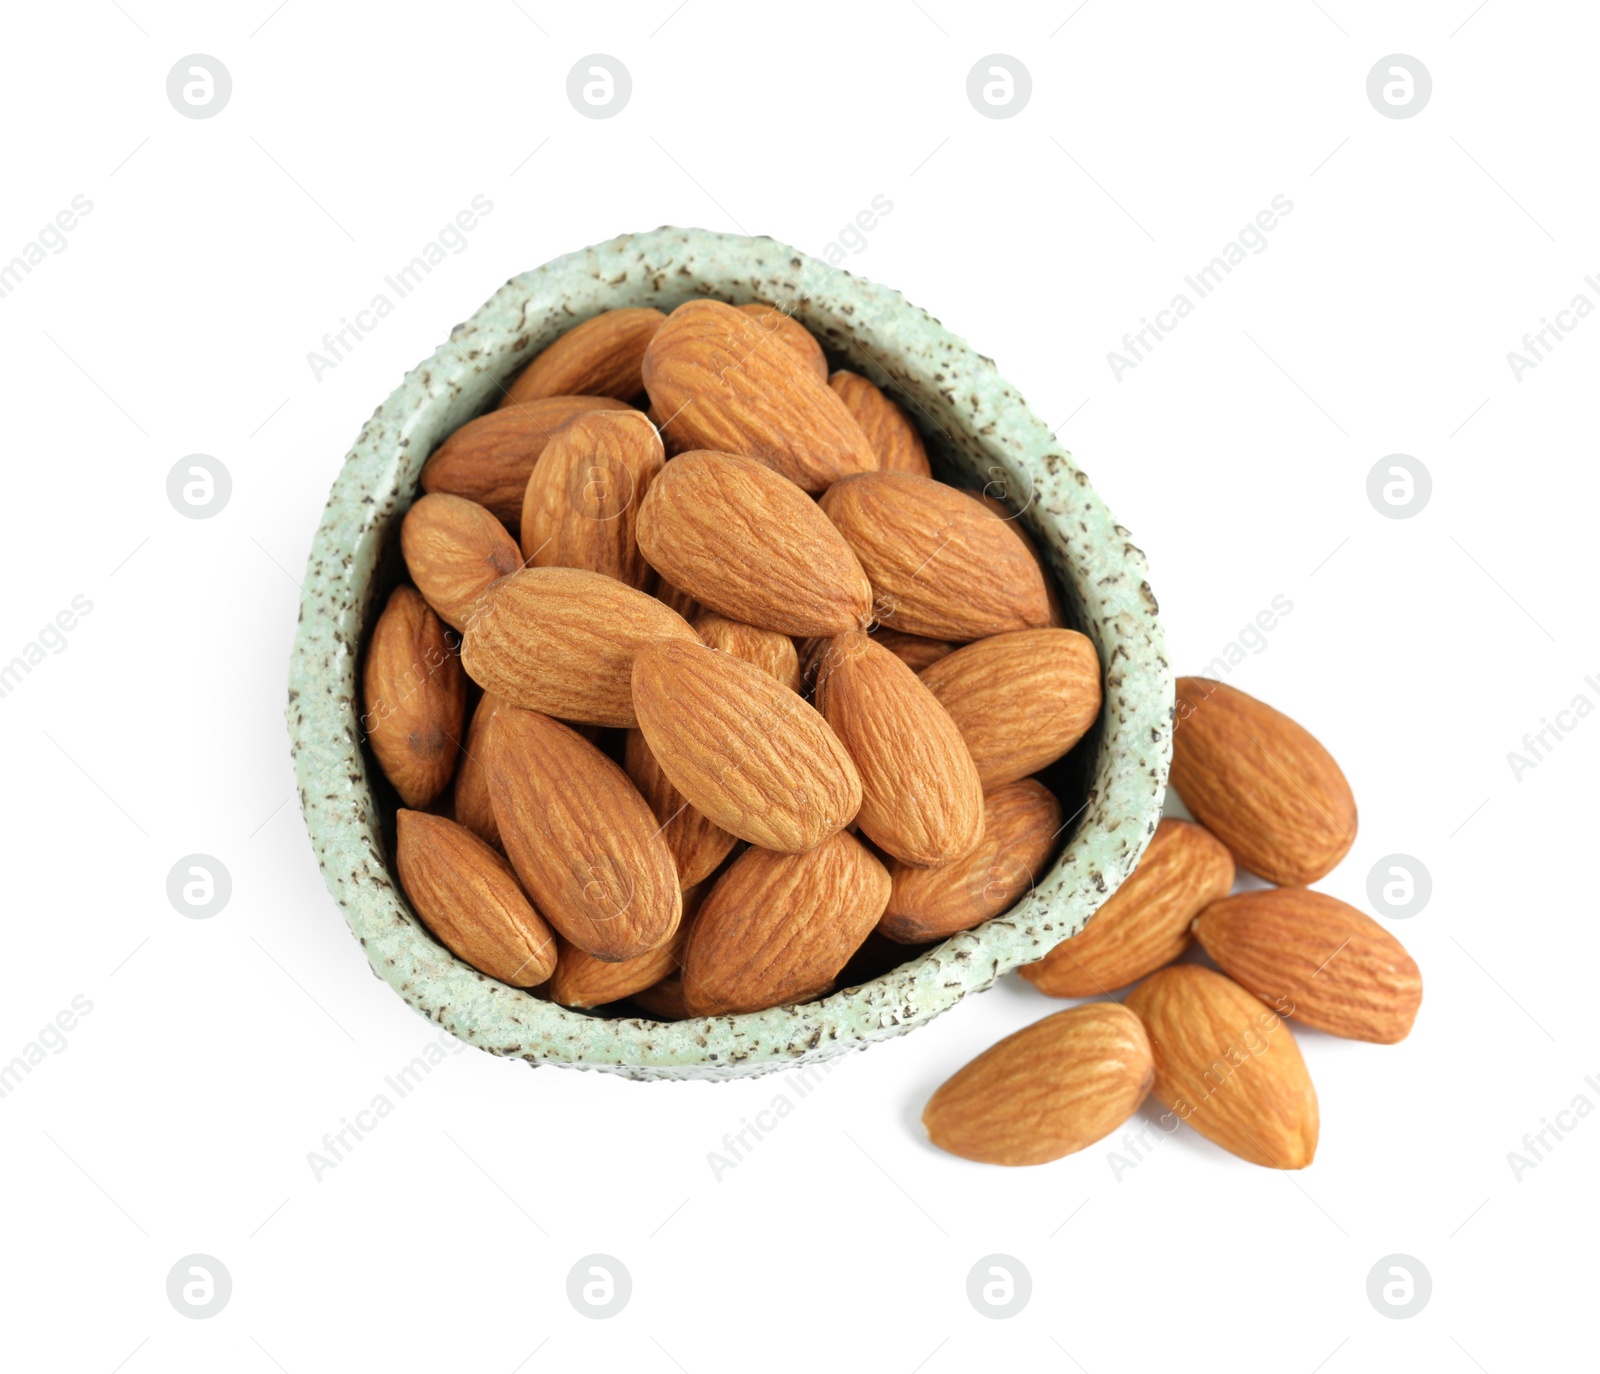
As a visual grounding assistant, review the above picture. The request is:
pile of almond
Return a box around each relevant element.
[924,678,1423,1170]
[361,300,1102,1023]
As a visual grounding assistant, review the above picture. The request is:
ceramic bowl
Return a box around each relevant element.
[286,226,1171,1081]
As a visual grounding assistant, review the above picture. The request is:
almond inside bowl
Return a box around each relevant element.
[287,226,1171,1081]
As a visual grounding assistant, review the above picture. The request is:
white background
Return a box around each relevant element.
[1,2,1594,1370]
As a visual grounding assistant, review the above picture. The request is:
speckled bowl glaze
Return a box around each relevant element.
[287,226,1172,1081]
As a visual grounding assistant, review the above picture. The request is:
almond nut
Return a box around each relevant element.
[420,395,633,535]
[636,449,872,637]
[400,492,522,632]
[919,628,1101,788]
[692,612,801,693]
[623,727,737,889]
[395,809,556,986]
[361,584,466,807]
[812,629,983,866]
[880,779,1062,943]
[487,708,681,961]
[820,471,1053,639]
[1125,965,1319,1170]
[452,691,505,849]
[650,573,700,622]
[630,974,688,1020]
[519,408,664,588]
[738,302,829,382]
[922,1003,1153,1165]
[679,831,889,1016]
[641,300,875,491]
[1019,818,1234,997]
[961,490,1069,628]
[1193,889,1422,1043]
[548,882,704,1009]
[828,370,931,477]
[1172,677,1357,885]
[500,307,664,405]
[871,628,954,673]
[460,566,697,727]
[631,638,862,853]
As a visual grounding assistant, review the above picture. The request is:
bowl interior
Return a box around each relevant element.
[289,227,1171,1080]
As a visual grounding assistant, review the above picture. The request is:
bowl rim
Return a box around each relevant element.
[286,225,1172,1081]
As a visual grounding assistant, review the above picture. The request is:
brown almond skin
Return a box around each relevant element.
[650,574,700,622]
[693,612,801,692]
[400,493,522,633]
[680,831,889,1016]
[813,630,983,867]
[871,628,954,673]
[452,692,505,849]
[636,450,873,637]
[962,490,1069,628]
[642,300,876,492]
[421,395,633,535]
[361,585,466,807]
[1125,965,1319,1170]
[550,935,682,1009]
[487,709,681,961]
[1020,818,1234,997]
[1172,677,1357,885]
[553,882,710,1010]
[1194,889,1422,1043]
[632,638,862,853]
[548,882,704,1009]
[820,472,1053,639]
[919,629,1102,788]
[828,370,932,477]
[519,409,664,588]
[739,302,829,382]
[630,974,688,1020]
[395,809,556,986]
[805,637,948,695]
[460,566,697,727]
[623,728,737,889]
[923,1004,1154,1166]
[880,780,1062,943]
[500,307,665,405]
[646,406,690,458]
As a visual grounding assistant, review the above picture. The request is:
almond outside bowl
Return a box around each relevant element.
[286,226,1172,1081]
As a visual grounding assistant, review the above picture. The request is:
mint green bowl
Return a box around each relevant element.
[286,227,1171,1080]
